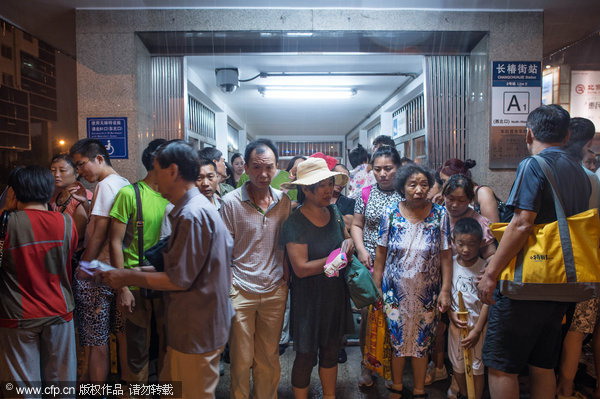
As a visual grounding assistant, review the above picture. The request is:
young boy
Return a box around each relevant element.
[448,217,489,399]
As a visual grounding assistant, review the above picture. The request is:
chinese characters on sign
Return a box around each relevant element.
[571,71,600,133]
[86,117,128,159]
[490,61,542,168]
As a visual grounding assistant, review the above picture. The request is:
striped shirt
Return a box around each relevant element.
[220,182,291,294]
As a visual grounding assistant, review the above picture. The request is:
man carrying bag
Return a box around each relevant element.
[477,105,599,399]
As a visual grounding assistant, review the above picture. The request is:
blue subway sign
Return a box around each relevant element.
[492,61,541,87]
[86,117,128,159]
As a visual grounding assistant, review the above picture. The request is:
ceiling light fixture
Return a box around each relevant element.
[286,32,313,37]
[259,86,357,99]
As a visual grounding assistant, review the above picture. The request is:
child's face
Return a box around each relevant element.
[453,233,481,262]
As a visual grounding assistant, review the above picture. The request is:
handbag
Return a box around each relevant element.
[491,155,600,302]
[0,210,10,267]
[332,204,380,309]
[132,183,163,299]
[363,304,392,380]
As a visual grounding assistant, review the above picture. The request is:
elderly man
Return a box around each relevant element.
[220,139,291,399]
[100,140,234,399]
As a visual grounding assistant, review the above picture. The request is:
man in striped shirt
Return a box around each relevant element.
[220,139,291,399]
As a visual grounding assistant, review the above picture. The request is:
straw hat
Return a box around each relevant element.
[280,157,348,189]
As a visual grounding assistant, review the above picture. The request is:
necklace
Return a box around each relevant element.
[55,191,72,212]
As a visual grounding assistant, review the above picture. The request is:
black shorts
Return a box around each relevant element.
[482,290,569,374]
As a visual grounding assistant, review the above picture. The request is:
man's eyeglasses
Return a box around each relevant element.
[75,160,89,169]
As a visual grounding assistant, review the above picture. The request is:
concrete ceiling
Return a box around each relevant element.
[1,0,599,57]
[187,53,423,137]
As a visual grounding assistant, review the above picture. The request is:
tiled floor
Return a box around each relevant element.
[215,346,452,398]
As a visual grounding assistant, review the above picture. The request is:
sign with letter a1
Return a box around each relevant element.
[490,61,542,169]
[86,117,128,159]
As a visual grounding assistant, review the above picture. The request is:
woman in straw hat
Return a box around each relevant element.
[280,157,356,399]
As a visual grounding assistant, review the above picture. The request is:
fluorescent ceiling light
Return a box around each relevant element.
[259,86,357,99]
[286,32,313,37]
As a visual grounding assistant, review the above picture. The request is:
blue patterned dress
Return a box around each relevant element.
[377,202,450,358]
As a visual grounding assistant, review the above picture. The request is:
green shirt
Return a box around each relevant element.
[236,170,297,201]
[109,181,170,268]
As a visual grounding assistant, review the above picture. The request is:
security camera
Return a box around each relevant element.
[215,68,239,93]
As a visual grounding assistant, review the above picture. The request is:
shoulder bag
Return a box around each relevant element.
[0,210,10,267]
[332,205,380,308]
[491,155,600,302]
[132,183,163,299]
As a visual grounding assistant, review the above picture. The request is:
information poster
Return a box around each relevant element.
[490,61,541,168]
[392,110,407,138]
[86,117,128,159]
[570,71,600,132]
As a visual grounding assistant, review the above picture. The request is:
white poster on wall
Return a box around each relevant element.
[392,110,407,138]
[571,70,600,132]
[542,73,553,105]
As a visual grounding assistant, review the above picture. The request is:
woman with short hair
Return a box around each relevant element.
[0,166,78,390]
[373,164,453,398]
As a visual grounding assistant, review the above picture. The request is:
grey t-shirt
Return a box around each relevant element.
[163,188,234,354]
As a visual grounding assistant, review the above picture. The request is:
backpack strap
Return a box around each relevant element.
[132,183,144,266]
[361,185,373,210]
[0,210,11,268]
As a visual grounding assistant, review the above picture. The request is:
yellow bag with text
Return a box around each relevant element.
[491,156,600,302]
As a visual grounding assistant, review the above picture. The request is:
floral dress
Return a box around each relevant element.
[378,202,450,358]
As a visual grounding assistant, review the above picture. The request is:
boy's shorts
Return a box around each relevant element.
[448,323,485,376]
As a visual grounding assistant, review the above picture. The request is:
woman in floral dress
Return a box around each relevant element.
[373,164,453,398]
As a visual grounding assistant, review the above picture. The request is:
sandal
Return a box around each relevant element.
[387,385,404,398]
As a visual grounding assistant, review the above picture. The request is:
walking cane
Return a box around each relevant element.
[457,291,475,399]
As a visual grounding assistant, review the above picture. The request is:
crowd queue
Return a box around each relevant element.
[0,104,599,399]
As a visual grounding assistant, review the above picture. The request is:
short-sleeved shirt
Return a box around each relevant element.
[86,173,130,263]
[220,182,291,294]
[584,167,600,210]
[335,194,356,216]
[0,210,77,328]
[506,147,591,224]
[109,181,169,268]
[163,188,234,354]
[236,170,298,201]
[50,189,93,216]
[348,164,377,199]
[354,185,403,260]
[451,255,487,326]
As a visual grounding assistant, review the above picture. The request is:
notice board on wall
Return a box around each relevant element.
[86,117,128,159]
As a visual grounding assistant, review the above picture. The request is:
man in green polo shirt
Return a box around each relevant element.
[108,139,170,383]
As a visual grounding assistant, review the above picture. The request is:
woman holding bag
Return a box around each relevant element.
[280,157,355,399]
[350,145,403,387]
[373,164,453,398]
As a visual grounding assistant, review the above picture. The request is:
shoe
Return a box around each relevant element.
[357,366,374,388]
[557,393,587,399]
[424,362,448,385]
[447,376,459,399]
[337,348,347,364]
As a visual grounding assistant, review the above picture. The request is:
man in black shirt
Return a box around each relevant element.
[478,105,591,398]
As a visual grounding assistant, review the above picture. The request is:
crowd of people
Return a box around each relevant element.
[0,104,599,399]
